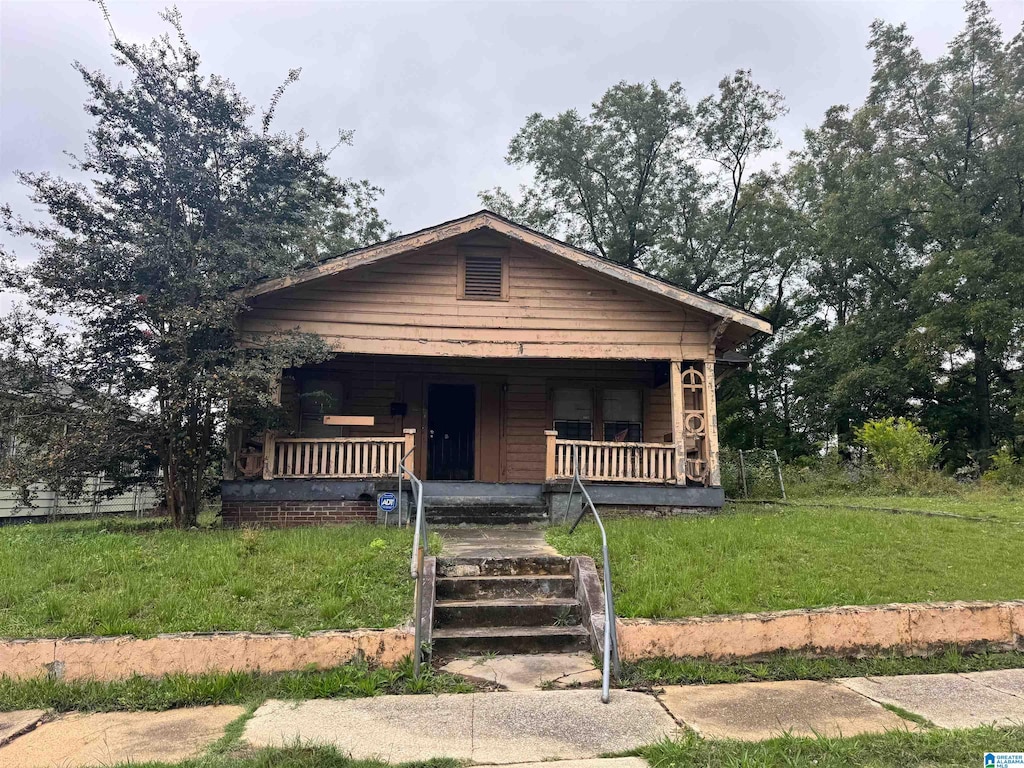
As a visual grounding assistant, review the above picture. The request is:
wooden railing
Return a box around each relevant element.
[545,432,677,484]
[263,432,414,480]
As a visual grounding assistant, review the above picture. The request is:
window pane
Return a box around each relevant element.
[553,388,592,421]
[603,389,641,422]
[554,420,593,440]
[604,421,642,441]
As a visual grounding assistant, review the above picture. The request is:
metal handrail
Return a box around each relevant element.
[399,447,429,678]
[566,446,621,703]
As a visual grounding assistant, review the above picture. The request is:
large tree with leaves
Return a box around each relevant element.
[0,7,388,526]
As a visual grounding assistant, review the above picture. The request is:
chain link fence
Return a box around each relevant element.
[720,448,787,500]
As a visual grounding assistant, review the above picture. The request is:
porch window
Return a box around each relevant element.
[553,387,593,440]
[602,388,643,441]
[298,377,343,438]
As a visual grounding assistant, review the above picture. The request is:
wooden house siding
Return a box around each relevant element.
[240,240,714,360]
[278,355,679,483]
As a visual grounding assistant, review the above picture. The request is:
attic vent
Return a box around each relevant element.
[459,248,507,300]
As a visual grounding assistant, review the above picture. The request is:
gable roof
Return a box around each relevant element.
[244,210,772,337]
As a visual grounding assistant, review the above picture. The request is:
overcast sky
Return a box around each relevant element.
[2,0,1023,256]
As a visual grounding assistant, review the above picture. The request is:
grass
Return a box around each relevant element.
[639,726,1024,767]
[620,648,1024,687]
[108,747,460,767]
[786,492,1024,522]
[0,658,475,712]
[548,503,1024,617]
[0,515,423,638]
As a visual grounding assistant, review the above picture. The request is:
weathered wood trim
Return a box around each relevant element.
[669,361,686,483]
[544,430,558,482]
[240,211,771,335]
[704,360,721,487]
[323,415,375,427]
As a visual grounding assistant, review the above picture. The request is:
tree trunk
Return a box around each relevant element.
[973,339,993,466]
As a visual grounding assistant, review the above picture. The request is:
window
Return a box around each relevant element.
[299,377,343,437]
[602,389,642,441]
[553,387,593,440]
[459,247,508,300]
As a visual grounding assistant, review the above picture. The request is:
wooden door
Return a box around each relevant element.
[477,380,504,482]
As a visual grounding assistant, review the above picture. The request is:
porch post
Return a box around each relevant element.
[544,430,558,482]
[262,369,283,481]
[704,356,721,487]
[669,361,686,484]
[403,428,416,479]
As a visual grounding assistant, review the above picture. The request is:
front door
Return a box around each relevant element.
[427,383,476,480]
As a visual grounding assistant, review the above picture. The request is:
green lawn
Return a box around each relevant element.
[548,503,1024,617]
[0,517,418,638]
[790,492,1024,522]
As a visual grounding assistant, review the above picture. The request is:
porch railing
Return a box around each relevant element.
[546,433,677,483]
[263,434,413,479]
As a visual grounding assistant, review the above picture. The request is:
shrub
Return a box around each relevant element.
[854,417,941,476]
[983,446,1024,488]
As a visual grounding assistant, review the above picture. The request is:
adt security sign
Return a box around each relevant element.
[377,492,398,514]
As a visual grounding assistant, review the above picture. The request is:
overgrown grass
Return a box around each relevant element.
[0,516,421,638]
[640,726,1024,767]
[620,648,1024,687]
[548,504,1024,617]
[0,658,474,712]
[789,492,1024,522]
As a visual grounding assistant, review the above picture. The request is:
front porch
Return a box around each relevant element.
[224,354,726,525]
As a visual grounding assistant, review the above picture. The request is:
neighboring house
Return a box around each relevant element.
[223,210,771,525]
[0,408,159,523]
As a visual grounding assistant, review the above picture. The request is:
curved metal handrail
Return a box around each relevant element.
[566,446,621,703]
[399,447,429,678]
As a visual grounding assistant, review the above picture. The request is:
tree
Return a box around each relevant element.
[0,7,388,526]
[867,0,1024,463]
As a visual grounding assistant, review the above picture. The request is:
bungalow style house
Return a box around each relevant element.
[221,211,771,526]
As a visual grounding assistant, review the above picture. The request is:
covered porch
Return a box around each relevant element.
[224,353,726,524]
[232,353,721,490]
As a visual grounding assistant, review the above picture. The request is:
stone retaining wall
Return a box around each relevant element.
[0,628,413,682]
[616,600,1024,660]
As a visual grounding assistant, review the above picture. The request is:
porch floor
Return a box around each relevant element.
[439,528,557,559]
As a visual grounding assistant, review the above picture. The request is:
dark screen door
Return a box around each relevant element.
[427,384,475,480]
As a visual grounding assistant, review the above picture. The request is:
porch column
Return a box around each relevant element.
[704,356,721,487]
[544,430,558,482]
[262,370,283,480]
[669,361,686,483]
[403,428,416,479]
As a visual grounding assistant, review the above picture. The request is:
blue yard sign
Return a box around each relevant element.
[377,492,398,513]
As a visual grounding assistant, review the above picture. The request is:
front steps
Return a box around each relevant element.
[432,555,590,656]
[425,501,548,526]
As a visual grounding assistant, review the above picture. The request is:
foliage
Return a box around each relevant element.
[854,417,941,475]
[485,2,1024,465]
[983,445,1024,487]
[0,658,472,713]
[0,516,419,637]
[548,503,1024,618]
[0,7,389,527]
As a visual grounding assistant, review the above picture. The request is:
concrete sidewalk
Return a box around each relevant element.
[3,669,1024,766]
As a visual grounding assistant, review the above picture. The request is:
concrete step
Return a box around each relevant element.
[436,574,576,600]
[435,597,581,628]
[432,625,591,655]
[427,505,549,526]
[437,556,571,577]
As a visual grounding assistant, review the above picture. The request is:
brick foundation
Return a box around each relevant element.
[221,499,377,527]
[597,504,719,518]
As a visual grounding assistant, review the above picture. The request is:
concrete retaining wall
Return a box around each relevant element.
[0,628,413,682]
[617,600,1024,661]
